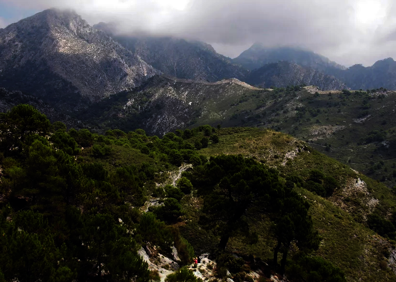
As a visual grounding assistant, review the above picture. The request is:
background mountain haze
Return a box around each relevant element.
[0,0,396,67]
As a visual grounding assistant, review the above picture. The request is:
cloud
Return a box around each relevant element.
[0,17,5,28]
[1,0,396,66]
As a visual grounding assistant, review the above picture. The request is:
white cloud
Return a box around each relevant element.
[2,0,396,66]
[0,17,6,28]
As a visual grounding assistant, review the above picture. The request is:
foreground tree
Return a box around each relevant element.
[187,154,319,273]
[0,104,50,155]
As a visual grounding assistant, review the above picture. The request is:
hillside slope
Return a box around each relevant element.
[1,103,396,281]
[196,128,396,281]
[80,80,396,188]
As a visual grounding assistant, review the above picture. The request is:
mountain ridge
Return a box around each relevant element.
[94,22,249,82]
[246,61,346,90]
[0,9,158,110]
[233,43,346,73]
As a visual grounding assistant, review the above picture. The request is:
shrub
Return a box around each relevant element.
[172,228,195,265]
[201,138,209,148]
[92,144,111,158]
[140,146,150,155]
[380,260,388,270]
[190,155,202,166]
[177,177,193,194]
[166,267,202,282]
[76,129,93,147]
[210,135,219,144]
[194,140,202,150]
[287,254,346,282]
[137,213,172,248]
[153,198,183,224]
[50,131,80,155]
[367,213,396,239]
[169,150,184,166]
[135,129,146,135]
[165,185,184,202]
[182,129,192,140]
[216,253,244,274]
[52,121,67,132]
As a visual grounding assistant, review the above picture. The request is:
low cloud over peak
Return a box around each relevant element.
[1,0,396,66]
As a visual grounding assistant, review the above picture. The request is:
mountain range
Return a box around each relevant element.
[0,9,157,110]
[1,8,396,186]
[1,9,396,109]
[2,8,396,282]
[233,43,346,74]
[95,22,249,83]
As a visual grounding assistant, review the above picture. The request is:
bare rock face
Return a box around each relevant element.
[95,23,249,83]
[0,9,158,110]
[79,75,264,135]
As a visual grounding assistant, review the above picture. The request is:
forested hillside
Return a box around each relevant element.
[0,105,396,282]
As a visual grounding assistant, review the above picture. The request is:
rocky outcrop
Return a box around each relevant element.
[0,9,158,111]
[80,75,263,135]
[95,24,249,82]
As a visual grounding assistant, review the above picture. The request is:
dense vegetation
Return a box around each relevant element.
[80,79,396,190]
[0,105,394,281]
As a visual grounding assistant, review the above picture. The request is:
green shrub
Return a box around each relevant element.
[177,177,193,194]
[195,140,202,150]
[165,185,184,202]
[210,135,219,144]
[287,255,346,282]
[190,155,202,166]
[172,229,195,265]
[183,129,192,139]
[216,253,244,274]
[153,198,183,224]
[201,138,209,148]
[50,131,80,155]
[166,267,202,282]
[135,129,146,136]
[140,146,150,155]
[169,150,184,166]
[137,213,172,248]
[367,213,396,239]
[52,121,67,132]
[92,144,111,158]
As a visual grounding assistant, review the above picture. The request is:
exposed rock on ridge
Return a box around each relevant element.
[0,9,158,110]
[94,24,248,82]
[79,75,263,135]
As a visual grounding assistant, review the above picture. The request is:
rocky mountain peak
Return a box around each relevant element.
[0,9,158,110]
[234,44,346,74]
[94,22,249,82]
[246,61,346,90]
[372,57,395,68]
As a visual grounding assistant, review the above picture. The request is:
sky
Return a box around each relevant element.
[0,0,395,67]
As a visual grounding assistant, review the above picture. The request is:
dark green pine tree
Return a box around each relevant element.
[0,104,51,155]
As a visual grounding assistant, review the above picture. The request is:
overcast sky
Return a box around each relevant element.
[0,0,395,67]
